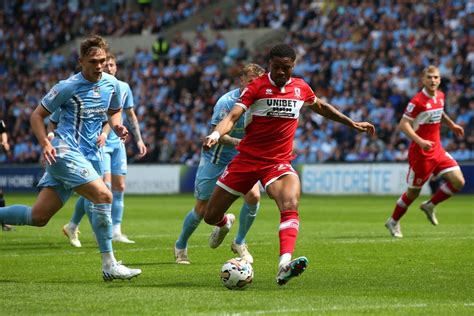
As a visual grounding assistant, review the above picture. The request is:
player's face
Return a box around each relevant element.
[269,56,294,87]
[79,48,107,82]
[422,70,441,94]
[105,58,117,76]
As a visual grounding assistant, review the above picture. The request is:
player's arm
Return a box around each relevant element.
[203,105,245,150]
[96,122,110,147]
[30,105,56,164]
[125,108,147,157]
[108,108,128,141]
[211,124,241,147]
[442,112,464,137]
[308,97,375,134]
[398,116,433,151]
[0,120,9,152]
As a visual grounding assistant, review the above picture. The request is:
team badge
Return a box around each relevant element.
[265,88,273,95]
[294,88,301,99]
[93,86,101,98]
[80,168,90,178]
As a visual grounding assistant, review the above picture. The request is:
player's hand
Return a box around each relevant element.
[451,124,464,137]
[417,139,434,151]
[97,132,107,147]
[42,143,57,165]
[137,140,147,157]
[113,125,128,142]
[353,122,376,135]
[203,136,218,151]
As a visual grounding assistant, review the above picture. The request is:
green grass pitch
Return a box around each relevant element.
[0,193,472,315]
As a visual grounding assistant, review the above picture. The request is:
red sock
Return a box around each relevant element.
[215,214,228,227]
[391,192,414,221]
[430,181,458,205]
[279,210,299,256]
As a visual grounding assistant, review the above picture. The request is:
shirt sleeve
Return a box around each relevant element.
[49,110,61,123]
[121,82,134,109]
[41,81,72,114]
[211,95,232,126]
[304,82,317,104]
[236,80,258,111]
[403,97,421,120]
[109,79,123,111]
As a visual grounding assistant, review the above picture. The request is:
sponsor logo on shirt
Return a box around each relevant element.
[45,88,59,101]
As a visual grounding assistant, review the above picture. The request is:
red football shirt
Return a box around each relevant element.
[236,73,316,162]
[403,88,445,158]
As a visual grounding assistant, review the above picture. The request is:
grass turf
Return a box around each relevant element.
[0,193,472,315]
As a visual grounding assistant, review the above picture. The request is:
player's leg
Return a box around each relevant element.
[109,146,133,243]
[420,168,465,225]
[232,182,260,263]
[265,171,307,285]
[74,178,141,281]
[0,188,13,231]
[385,187,420,237]
[175,199,207,264]
[62,196,86,248]
[0,187,63,227]
[175,160,224,262]
[205,186,239,248]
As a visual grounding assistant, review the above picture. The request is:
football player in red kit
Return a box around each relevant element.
[385,65,465,238]
[203,43,375,285]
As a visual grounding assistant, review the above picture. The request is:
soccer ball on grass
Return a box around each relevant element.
[220,257,253,290]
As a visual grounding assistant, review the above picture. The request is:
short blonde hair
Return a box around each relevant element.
[422,65,440,77]
[242,63,265,77]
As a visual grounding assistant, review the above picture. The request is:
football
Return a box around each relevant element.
[220,258,253,290]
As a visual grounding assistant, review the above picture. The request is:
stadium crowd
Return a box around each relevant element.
[1,0,473,164]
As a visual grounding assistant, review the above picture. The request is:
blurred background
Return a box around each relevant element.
[0,0,473,194]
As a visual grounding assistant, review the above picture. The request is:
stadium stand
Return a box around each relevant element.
[0,0,472,164]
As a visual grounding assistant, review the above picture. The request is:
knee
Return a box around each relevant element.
[112,181,126,192]
[31,212,50,227]
[98,190,113,204]
[406,189,420,200]
[203,205,219,225]
[451,177,465,191]
[281,197,299,211]
[245,192,260,205]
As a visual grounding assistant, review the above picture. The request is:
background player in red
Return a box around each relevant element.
[203,43,375,285]
[385,66,465,238]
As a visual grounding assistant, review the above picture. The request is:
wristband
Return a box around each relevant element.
[208,131,220,141]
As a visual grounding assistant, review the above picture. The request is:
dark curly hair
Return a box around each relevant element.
[268,44,296,61]
[80,35,108,57]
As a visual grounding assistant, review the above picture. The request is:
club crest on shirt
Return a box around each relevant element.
[93,86,101,98]
[265,88,273,95]
[426,103,432,109]
[294,87,301,99]
[80,168,90,178]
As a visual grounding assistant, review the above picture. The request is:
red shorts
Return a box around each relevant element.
[217,154,298,195]
[407,150,459,188]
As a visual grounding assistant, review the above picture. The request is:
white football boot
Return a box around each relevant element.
[209,214,235,249]
[62,224,82,248]
[420,201,438,225]
[231,240,254,264]
[112,234,136,244]
[276,256,308,285]
[102,261,142,281]
[385,218,403,238]
[174,245,190,264]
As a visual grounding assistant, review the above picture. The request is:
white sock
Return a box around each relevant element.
[112,224,121,237]
[68,222,78,231]
[101,252,117,268]
[279,253,292,268]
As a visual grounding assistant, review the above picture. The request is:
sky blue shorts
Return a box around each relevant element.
[194,156,227,200]
[37,138,103,204]
[103,143,127,175]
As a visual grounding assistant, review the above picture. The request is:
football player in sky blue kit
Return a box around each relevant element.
[0,36,141,281]
[174,63,265,264]
[61,53,147,247]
